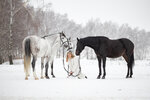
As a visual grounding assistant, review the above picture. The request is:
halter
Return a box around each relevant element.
[59,33,70,48]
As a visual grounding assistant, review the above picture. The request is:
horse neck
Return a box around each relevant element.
[82,38,96,49]
[46,34,61,47]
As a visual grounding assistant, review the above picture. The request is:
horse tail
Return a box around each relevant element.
[23,38,31,75]
[119,38,135,67]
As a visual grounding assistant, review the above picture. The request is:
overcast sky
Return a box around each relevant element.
[31,0,150,32]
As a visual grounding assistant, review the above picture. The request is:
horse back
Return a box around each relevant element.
[118,38,134,51]
[105,38,134,58]
[23,35,49,57]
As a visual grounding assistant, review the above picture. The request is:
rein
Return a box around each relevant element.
[42,33,69,47]
[62,46,81,77]
[42,33,60,39]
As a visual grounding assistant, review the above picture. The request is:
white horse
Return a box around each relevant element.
[22,32,70,80]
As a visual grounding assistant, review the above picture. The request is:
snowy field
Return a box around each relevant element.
[0,58,150,100]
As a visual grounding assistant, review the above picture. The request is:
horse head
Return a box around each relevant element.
[59,31,69,48]
[75,38,85,56]
[67,37,74,50]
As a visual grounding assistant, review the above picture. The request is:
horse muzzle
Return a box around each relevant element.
[75,51,80,56]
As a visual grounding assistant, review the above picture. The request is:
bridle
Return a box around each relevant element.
[59,34,70,48]
[42,32,70,48]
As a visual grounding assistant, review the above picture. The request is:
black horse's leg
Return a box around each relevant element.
[51,61,55,78]
[126,63,130,78]
[129,54,134,78]
[129,67,133,78]
[97,57,101,79]
[123,54,130,78]
[45,62,50,79]
[129,63,133,78]
[126,53,134,78]
[32,56,38,80]
[102,57,106,79]
[126,55,133,78]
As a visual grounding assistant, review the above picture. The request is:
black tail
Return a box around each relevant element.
[130,52,135,68]
[25,38,31,57]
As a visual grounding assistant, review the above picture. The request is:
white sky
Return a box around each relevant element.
[30,0,150,32]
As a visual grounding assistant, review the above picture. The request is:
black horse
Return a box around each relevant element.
[75,36,134,79]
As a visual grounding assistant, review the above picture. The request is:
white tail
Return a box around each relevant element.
[24,55,31,79]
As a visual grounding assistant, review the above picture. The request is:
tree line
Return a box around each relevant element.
[0,0,149,64]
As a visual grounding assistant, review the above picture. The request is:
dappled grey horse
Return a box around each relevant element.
[23,32,70,80]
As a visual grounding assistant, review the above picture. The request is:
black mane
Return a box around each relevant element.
[80,36,109,49]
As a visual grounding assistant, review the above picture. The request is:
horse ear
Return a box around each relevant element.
[60,31,63,35]
[77,38,80,41]
[60,31,65,36]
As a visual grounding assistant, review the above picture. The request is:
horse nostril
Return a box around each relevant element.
[76,51,79,55]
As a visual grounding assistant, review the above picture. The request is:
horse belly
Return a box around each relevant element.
[37,47,47,57]
[37,40,49,57]
[107,48,125,58]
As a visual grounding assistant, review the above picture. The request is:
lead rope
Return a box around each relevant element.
[62,45,81,77]
[62,46,70,74]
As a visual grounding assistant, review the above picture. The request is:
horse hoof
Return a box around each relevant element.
[85,76,88,79]
[35,78,39,80]
[41,76,44,79]
[97,76,101,79]
[25,77,28,80]
[52,75,55,78]
[97,77,100,79]
[102,76,105,79]
[45,76,50,79]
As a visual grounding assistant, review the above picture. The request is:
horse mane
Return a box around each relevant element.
[42,31,66,39]
[80,36,109,46]
[41,33,60,39]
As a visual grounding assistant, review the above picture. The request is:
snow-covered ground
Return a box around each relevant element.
[0,58,150,100]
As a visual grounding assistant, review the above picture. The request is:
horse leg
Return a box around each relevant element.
[123,54,130,78]
[126,63,130,78]
[129,63,133,78]
[32,56,39,80]
[102,57,106,79]
[51,61,55,78]
[45,57,50,79]
[41,57,44,79]
[127,56,133,78]
[97,57,101,79]
[45,62,50,79]
[129,53,134,78]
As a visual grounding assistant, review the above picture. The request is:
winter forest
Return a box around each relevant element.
[1,0,150,100]
[0,0,150,64]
